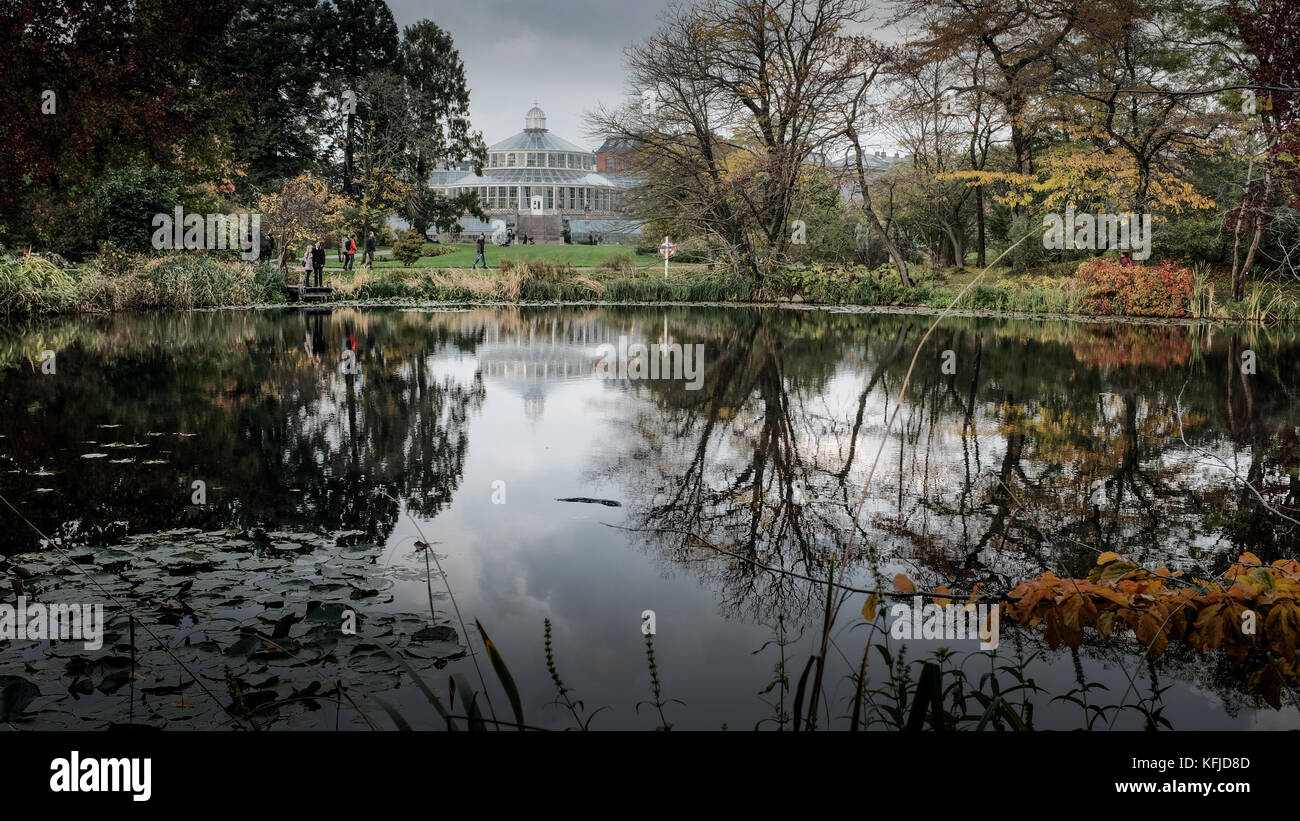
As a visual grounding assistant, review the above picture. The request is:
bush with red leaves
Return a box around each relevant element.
[1075,257,1193,318]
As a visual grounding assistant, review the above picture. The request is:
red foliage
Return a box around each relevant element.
[1075,258,1194,318]
[1071,325,1194,371]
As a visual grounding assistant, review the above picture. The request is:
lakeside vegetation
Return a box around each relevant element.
[6,243,1300,322]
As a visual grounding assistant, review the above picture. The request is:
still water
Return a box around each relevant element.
[1,305,1297,729]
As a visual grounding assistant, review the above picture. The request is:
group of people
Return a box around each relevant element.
[299,231,377,286]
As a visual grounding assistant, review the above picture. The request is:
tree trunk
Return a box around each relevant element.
[975,185,986,267]
[1009,98,1033,217]
[849,139,911,287]
[1237,215,1264,301]
[344,111,355,196]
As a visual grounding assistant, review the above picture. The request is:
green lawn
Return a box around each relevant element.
[333,242,661,270]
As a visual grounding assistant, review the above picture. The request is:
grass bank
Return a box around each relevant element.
[326,241,661,270]
[6,247,1300,322]
[340,258,1300,322]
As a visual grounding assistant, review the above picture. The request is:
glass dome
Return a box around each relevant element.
[525,104,547,132]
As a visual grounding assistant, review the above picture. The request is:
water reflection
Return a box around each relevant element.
[1,306,1298,726]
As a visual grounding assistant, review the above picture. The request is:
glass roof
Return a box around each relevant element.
[488,105,592,154]
[489,130,590,154]
[441,168,634,187]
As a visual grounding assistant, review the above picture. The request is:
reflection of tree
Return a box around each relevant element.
[0,309,485,552]
[597,309,915,622]
[592,310,1300,711]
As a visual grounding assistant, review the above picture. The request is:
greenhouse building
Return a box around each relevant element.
[432,105,641,244]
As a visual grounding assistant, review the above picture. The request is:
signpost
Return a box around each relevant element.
[659,236,676,279]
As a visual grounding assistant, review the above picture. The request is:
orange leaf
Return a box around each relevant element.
[892,574,916,595]
[1097,551,1121,565]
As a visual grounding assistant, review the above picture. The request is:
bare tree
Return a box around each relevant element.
[837,35,915,285]
[591,0,875,284]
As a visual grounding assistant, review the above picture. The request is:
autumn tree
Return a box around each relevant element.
[1051,0,1232,216]
[891,0,1082,216]
[0,0,239,250]
[257,175,348,270]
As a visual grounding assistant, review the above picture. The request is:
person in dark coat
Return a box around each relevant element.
[364,231,376,267]
[472,233,487,269]
[311,241,326,287]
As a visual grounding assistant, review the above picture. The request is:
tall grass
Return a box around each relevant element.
[0,250,284,315]
[0,254,77,315]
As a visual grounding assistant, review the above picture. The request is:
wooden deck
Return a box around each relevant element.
[285,284,334,303]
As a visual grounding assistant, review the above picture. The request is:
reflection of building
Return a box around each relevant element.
[475,317,629,422]
[433,106,641,244]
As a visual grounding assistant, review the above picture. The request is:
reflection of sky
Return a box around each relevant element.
[365,314,1296,730]
[381,365,783,729]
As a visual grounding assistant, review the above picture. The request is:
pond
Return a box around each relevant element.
[1,304,1298,730]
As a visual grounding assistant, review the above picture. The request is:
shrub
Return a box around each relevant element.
[93,163,180,253]
[1075,257,1193,317]
[392,230,426,266]
[600,253,636,274]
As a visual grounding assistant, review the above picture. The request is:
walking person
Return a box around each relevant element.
[364,231,376,267]
[311,241,325,287]
[472,233,488,269]
[345,234,356,270]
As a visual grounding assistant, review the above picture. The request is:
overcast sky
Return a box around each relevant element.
[386,0,670,150]
[386,0,902,152]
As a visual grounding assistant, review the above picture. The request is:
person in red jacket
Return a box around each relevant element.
[1120,251,1135,268]
[345,235,356,270]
